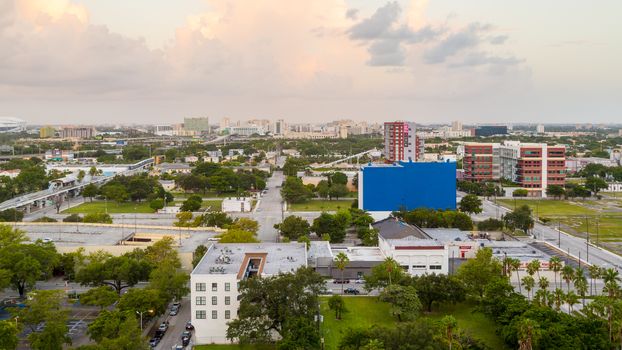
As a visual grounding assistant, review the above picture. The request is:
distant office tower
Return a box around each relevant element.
[154,125,173,136]
[451,121,463,131]
[383,121,424,162]
[61,127,94,139]
[536,124,545,133]
[39,126,56,138]
[474,125,508,137]
[219,117,230,131]
[463,141,565,197]
[184,117,210,134]
[273,119,287,135]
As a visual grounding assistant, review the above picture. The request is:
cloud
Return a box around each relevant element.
[366,39,406,66]
[346,8,358,20]
[448,52,523,69]
[423,23,488,64]
[489,35,508,45]
[349,2,402,40]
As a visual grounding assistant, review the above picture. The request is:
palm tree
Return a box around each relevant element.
[511,258,522,294]
[334,252,350,295]
[527,259,541,280]
[502,257,513,277]
[538,276,549,291]
[565,291,579,312]
[553,288,564,311]
[517,318,540,350]
[549,256,562,289]
[602,268,620,342]
[522,275,535,301]
[561,265,575,292]
[588,264,601,296]
[574,268,588,306]
[441,315,458,350]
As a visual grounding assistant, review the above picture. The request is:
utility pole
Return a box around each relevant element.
[558,220,561,247]
[585,216,589,262]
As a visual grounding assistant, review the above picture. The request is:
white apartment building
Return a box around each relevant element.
[191,243,307,344]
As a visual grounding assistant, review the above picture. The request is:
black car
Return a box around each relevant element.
[185,322,194,331]
[182,336,190,346]
[181,331,191,340]
[344,288,360,295]
[154,330,165,339]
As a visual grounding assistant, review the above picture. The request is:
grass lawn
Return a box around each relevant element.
[63,201,155,214]
[319,297,507,350]
[202,200,223,211]
[194,345,274,350]
[289,200,353,212]
[497,199,596,217]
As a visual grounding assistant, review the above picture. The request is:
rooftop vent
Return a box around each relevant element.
[209,266,226,274]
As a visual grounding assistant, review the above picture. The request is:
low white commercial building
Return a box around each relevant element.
[221,197,252,213]
[191,243,307,344]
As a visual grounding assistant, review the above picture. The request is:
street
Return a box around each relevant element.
[151,298,192,350]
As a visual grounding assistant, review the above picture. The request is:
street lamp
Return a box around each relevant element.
[136,309,153,331]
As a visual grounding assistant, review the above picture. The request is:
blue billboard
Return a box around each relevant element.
[360,161,456,212]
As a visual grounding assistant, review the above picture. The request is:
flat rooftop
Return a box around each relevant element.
[482,241,551,262]
[193,243,307,277]
[424,228,470,243]
[333,246,385,262]
[308,241,333,261]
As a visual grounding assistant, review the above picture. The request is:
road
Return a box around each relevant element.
[476,197,622,270]
[152,298,192,350]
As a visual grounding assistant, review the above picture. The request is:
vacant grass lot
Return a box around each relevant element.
[319,297,507,350]
[194,345,274,350]
[497,199,596,216]
[289,200,353,212]
[63,201,155,214]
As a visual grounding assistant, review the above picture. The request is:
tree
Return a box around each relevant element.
[441,315,458,350]
[217,229,259,243]
[77,169,86,182]
[82,183,100,202]
[589,264,601,296]
[275,215,310,240]
[311,212,347,243]
[565,291,579,312]
[477,218,504,231]
[75,253,152,295]
[79,286,119,309]
[0,320,19,350]
[513,189,529,197]
[546,185,565,199]
[148,260,189,302]
[83,212,113,224]
[174,211,194,227]
[412,274,465,312]
[199,212,233,228]
[329,184,349,200]
[328,295,347,320]
[86,310,148,349]
[280,176,312,204]
[510,258,522,294]
[0,239,59,297]
[192,244,208,268]
[89,166,98,177]
[228,218,259,234]
[456,247,503,299]
[330,172,348,185]
[334,252,350,295]
[379,285,421,322]
[364,257,406,290]
[12,290,71,350]
[102,184,128,204]
[316,180,330,199]
[0,209,24,222]
[459,194,482,215]
[117,288,166,316]
[149,198,164,211]
[180,195,202,212]
[585,176,608,196]
[226,267,324,347]
[503,205,534,234]
[517,318,540,350]
[522,275,535,300]
[561,265,575,292]
[549,256,562,289]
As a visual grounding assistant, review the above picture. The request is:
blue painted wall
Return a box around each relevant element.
[361,161,456,211]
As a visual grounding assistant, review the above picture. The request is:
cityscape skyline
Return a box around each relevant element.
[1,0,621,124]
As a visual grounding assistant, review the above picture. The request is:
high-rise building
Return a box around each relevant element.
[463,141,566,197]
[474,125,508,137]
[273,119,286,135]
[39,126,56,138]
[536,124,545,133]
[184,117,210,134]
[61,127,94,139]
[451,121,463,131]
[383,121,424,162]
[219,117,230,131]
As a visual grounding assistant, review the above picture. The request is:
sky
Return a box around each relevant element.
[0,0,621,125]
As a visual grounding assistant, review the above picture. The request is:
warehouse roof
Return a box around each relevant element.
[373,217,430,240]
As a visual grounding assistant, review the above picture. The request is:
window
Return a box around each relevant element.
[225,296,230,305]
[212,296,217,305]
[212,310,217,319]
[195,283,206,292]
[212,283,218,292]
[412,265,426,269]
[429,265,442,270]
[196,296,206,306]
[196,310,206,319]
[225,282,230,291]
[225,310,231,319]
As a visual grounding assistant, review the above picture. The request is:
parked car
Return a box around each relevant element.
[173,345,184,350]
[172,302,181,308]
[344,288,360,295]
[181,331,191,340]
[333,279,350,284]
[149,337,160,347]
[185,322,194,331]
[158,322,169,333]
[354,278,365,284]
[170,306,179,316]
[154,330,165,339]
[182,336,190,346]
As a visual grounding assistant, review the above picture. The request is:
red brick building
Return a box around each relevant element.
[383,121,424,162]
